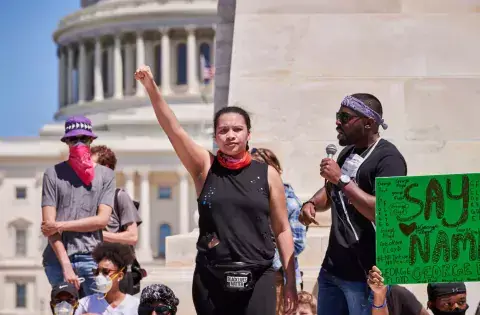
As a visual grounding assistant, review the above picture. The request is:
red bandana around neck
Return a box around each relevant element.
[216,150,252,170]
[68,144,95,185]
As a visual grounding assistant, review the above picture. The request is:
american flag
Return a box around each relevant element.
[200,54,215,84]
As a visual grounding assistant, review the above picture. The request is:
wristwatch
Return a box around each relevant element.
[337,174,351,189]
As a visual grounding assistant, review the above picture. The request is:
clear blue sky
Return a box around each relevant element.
[0,1,79,137]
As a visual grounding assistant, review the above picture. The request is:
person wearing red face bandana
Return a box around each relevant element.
[41,116,116,298]
[135,65,298,315]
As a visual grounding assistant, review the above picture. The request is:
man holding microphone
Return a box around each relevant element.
[299,93,407,315]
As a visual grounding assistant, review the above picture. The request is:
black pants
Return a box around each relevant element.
[192,264,276,315]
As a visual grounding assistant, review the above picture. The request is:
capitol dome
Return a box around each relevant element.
[53,0,217,119]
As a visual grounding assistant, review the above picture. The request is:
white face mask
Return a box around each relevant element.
[54,301,74,315]
[94,274,113,294]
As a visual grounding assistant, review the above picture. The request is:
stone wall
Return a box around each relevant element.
[227,0,480,313]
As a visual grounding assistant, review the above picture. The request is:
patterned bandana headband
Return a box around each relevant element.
[340,95,388,130]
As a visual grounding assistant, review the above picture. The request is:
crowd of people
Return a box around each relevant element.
[39,63,479,315]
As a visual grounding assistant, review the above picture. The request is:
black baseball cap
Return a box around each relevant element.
[50,282,79,300]
[427,282,466,301]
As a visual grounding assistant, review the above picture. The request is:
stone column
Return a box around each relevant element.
[214,0,236,114]
[58,47,66,107]
[161,28,172,95]
[93,38,104,101]
[186,26,199,94]
[86,51,94,101]
[113,34,123,99]
[124,44,134,95]
[124,170,135,199]
[66,45,74,105]
[135,31,146,97]
[178,169,189,234]
[137,170,152,261]
[78,41,86,103]
[107,45,114,97]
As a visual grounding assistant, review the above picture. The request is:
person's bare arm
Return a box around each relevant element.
[268,166,298,314]
[42,204,112,235]
[42,206,80,289]
[341,183,376,221]
[103,222,138,246]
[298,186,331,226]
[59,205,112,232]
[135,66,211,181]
[368,266,389,315]
[320,157,376,221]
[321,153,407,222]
[307,186,331,211]
[371,289,389,315]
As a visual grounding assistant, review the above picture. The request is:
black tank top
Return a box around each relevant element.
[196,158,275,266]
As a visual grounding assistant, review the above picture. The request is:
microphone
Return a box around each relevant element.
[323,144,338,191]
[326,144,337,159]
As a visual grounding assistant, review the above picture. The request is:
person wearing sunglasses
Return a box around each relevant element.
[135,66,297,315]
[299,94,407,315]
[41,116,115,298]
[75,242,139,314]
[50,282,79,315]
[427,282,469,315]
[138,284,179,315]
[250,147,306,315]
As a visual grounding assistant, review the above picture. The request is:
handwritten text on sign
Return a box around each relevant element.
[376,173,480,284]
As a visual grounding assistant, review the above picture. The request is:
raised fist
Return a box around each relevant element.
[134,65,154,87]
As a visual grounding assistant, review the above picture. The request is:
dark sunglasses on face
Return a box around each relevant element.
[66,136,92,144]
[138,305,175,315]
[92,267,117,276]
[336,111,359,124]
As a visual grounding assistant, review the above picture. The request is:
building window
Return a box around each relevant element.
[16,283,27,308]
[15,229,27,257]
[15,187,27,199]
[176,43,187,85]
[158,223,172,257]
[157,186,172,200]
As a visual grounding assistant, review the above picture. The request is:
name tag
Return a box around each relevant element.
[341,153,364,179]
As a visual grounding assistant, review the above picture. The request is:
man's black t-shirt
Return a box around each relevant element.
[322,139,407,281]
[386,285,424,315]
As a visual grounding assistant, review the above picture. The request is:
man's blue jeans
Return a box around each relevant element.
[44,254,97,297]
[316,268,371,315]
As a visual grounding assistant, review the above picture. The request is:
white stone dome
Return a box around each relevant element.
[53,0,218,120]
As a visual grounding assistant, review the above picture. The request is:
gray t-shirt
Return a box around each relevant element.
[107,189,142,233]
[42,162,115,264]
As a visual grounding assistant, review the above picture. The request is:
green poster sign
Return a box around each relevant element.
[376,173,480,285]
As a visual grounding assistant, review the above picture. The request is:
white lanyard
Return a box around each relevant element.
[338,137,381,238]
[355,137,381,181]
